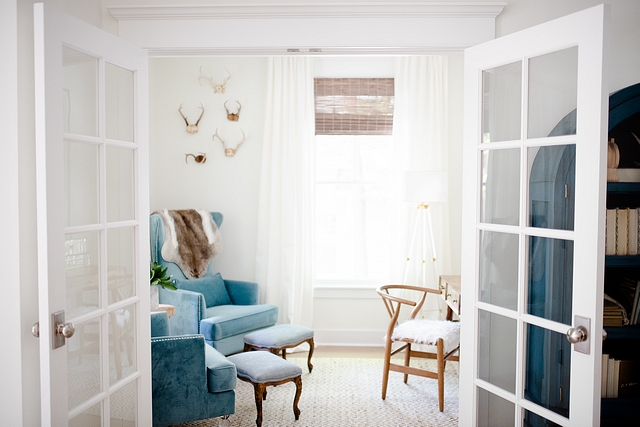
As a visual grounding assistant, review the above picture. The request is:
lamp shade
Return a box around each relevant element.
[403,170,448,203]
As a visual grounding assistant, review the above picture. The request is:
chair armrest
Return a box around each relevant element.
[158,287,205,335]
[224,279,260,305]
[151,335,208,421]
[150,311,170,337]
[204,344,237,393]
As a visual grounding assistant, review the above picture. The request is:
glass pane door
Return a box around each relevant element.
[460,5,608,427]
[35,4,149,425]
[63,47,139,427]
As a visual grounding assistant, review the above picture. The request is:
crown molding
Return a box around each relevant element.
[108,2,504,56]
[146,45,468,57]
[108,2,506,21]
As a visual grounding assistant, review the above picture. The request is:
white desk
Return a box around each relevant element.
[439,275,461,320]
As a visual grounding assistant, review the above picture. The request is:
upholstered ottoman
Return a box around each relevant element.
[243,324,315,373]
[227,351,302,427]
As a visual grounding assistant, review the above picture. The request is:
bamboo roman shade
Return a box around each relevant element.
[314,78,395,135]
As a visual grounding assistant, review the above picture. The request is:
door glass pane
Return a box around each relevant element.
[528,46,578,139]
[479,231,519,310]
[105,62,134,142]
[62,46,98,137]
[528,145,575,230]
[106,147,135,222]
[110,380,137,426]
[528,236,574,324]
[109,303,136,385]
[69,402,101,427]
[108,227,136,304]
[524,410,562,427]
[65,140,99,227]
[477,388,515,427]
[482,61,522,143]
[525,323,571,418]
[66,231,100,319]
[481,149,521,226]
[478,310,517,393]
[68,317,102,411]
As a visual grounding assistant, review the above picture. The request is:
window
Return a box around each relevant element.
[313,78,395,286]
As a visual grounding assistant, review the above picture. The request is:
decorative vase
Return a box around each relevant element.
[150,285,159,310]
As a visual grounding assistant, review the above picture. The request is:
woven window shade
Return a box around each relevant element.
[314,78,394,135]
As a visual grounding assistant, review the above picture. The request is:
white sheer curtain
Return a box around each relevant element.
[392,56,450,319]
[255,57,315,327]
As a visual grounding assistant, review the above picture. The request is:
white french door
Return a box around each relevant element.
[34,4,150,426]
[460,4,609,427]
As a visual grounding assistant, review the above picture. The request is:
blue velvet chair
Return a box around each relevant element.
[151,311,236,427]
[150,211,279,355]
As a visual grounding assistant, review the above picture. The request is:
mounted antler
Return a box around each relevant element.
[178,103,204,134]
[199,66,231,94]
[224,100,242,121]
[212,128,246,157]
[185,152,207,164]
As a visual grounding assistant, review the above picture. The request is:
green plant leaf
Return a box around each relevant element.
[150,261,176,290]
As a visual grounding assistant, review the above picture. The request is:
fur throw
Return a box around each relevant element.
[156,209,222,279]
[391,319,460,354]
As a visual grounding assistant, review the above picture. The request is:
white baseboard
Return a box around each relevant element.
[314,328,386,347]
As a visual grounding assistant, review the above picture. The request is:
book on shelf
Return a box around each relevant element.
[617,208,628,255]
[606,209,617,255]
[633,283,640,325]
[602,355,640,398]
[606,207,640,256]
[604,276,640,326]
[630,209,639,255]
[604,293,629,326]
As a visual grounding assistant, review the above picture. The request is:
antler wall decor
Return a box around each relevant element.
[199,66,231,94]
[178,103,204,134]
[185,152,207,164]
[224,100,242,121]
[212,128,246,157]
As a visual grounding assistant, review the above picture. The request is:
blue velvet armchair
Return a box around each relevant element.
[150,211,278,355]
[151,311,236,427]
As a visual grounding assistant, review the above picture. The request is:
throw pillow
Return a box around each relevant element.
[174,273,231,308]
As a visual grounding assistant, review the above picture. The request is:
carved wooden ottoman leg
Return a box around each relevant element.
[306,338,315,373]
[252,383,265,427]
[292,376,302,420]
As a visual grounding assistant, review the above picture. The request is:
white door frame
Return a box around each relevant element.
[1,1,23,424]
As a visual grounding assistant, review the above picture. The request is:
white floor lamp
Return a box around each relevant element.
[402,171,448,293]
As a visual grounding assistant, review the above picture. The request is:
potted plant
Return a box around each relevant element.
[150,261,176,309]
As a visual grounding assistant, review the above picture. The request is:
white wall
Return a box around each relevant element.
[495,0,640,93]
[149,57,267,281]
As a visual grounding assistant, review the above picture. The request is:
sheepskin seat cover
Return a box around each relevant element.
[391,319,460,354]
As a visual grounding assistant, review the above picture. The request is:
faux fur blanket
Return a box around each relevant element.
[392,319,460,354]
[156,209,222,279]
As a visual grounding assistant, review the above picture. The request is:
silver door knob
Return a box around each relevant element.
[566,325,588,344]
[32,322,40,338]
[56,322,75,339]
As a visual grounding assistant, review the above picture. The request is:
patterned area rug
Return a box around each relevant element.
[174,356,459,427]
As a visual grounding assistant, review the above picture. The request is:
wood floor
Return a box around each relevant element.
[288,345,384,359]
